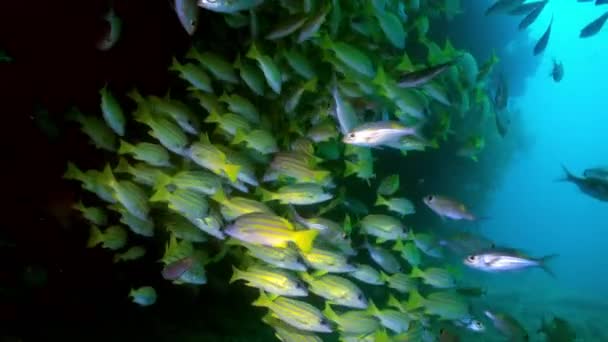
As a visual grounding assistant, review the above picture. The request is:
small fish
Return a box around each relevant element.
[283,48,315,79]
[377,174,399,196]
[410,266,455,288]
[407,290,469,321]
[393,239,421,266]
[100,85,126,136]
[117,140,171,167]
[381,272,417,293]
[132,107,189,156]
[263,315,323,342]
[162,256,194,280]
[231,264,308,297]
[464,249,558,276]
[234,55,265,96]
[241,242,307,271]
[558,165,608,201]
[534,16,553,56]
[169,57,213,93]
[218,93,260,124]
[343,121,418,147]
[246,43,282,94]
[300,273,367,309]
[225,212,318,252]
[163,214,209,242]
[360,214,408,241]
[158,170,222,196]
[197,0,264,13]
[320,34,375,77]
[186,49,239,84]
[252,291,332,333]
[259,183,333,205]
[298,4,331,43]
[397,59,458,88]
[580,10,608,38]
[115,158,166,187]
[150,187,209,222]
[129,286,156,306]
[72,201,108,226]
[97,7,122,51]
[265,14,308,40]
[423,195,476,221]
[375,195,415,217]
[495,110,510,138]
[365,243,402,273]
[583,166,608,183]
[101,166,150,220]
[518,0,548,31]
[551,59,564,82]
[175,0,199,35]
[484,310,529,341]
[456,318,486,332]
[67,108,117,152]
[485,0,526,15]
[366,300,410,333]
[211,187,273,221]
[349,264,384,285]
[147,94,203,136]
[188,135,241,182]
[322,302,379,335]
[108,203,155,237]
[300,247,356,273]
[87,225,127,250]
[113,246,146,263]
[232,129,278,154]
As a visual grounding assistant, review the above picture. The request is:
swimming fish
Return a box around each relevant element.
[423,195,476,221]
[464,249,558,276]
[533,15,553,55]
[559,165,608,202]
[551,59,564,82]
[580,10,608,38]
[397,59,458,88]
[343,121,419,147]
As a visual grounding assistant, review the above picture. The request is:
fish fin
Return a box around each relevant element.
[169,56,181,73]
[322,302,339,321]
[210,186,228,204]
[375,237,387,244]
[246,43,260,61]
[410,266,425,278]
[312,269,328,277]
[251,290,273,307]
[379,271,390,283]
[557,164,576,182]
[293,230,319,252]
[387,294,403,310]
[114,157,131,174]
[229,265,244,284]
[149,185,169,202]
[117,139,134,155]
[314,170,331,183]
[539,254,559,278]
[257,187,276,202]
[204,110,222,124]
[405,289,425,310]
[392,239,405,251]
[231,129,248,146]
[87,225,104,248]
[344,160,359,177]
[101,164,117,187]
[375,194,387,207]
[223,163,241,183]
[64,162,85,181]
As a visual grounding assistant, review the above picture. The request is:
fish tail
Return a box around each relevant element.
[185,47,200,62]
[231,129,248,146]
[379,271,390,283]
[87,225,104,248]
[245,43,260,61]
[126,87,144,104]
[229,265,244,284]
[117,139,134,155]
[204,110,222,124]
[114,157,131,174]
[557,164,575,182]
[169,56,181,72]
[64,162,85,181]
[387,294,402,309]
[344,160,359,177]
[538,254,559,278]
[322,302,338,321]
[374,194,387,207]
[101,164,117,187]
[149,186,169,202]
[293,229,319,253]
[210,186,227,204]
[313,170,331,183]
[223,163,241,183]
[257,187,276,202]
[365,299,380,316]
[303,77,318,92]
[405,289,425,311]
[410,266,425,278]
[392,239,405,252]
[252,290,273,307]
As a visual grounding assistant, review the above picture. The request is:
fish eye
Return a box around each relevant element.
[474,321,483,329]
[320,318,330,326]
[426,195,434,202]
[357,293,364,301]
[190,19,197,27]
[348,133,355,138]
[466,255,478,262]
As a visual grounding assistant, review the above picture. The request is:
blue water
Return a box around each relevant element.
[476,1,608,337]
